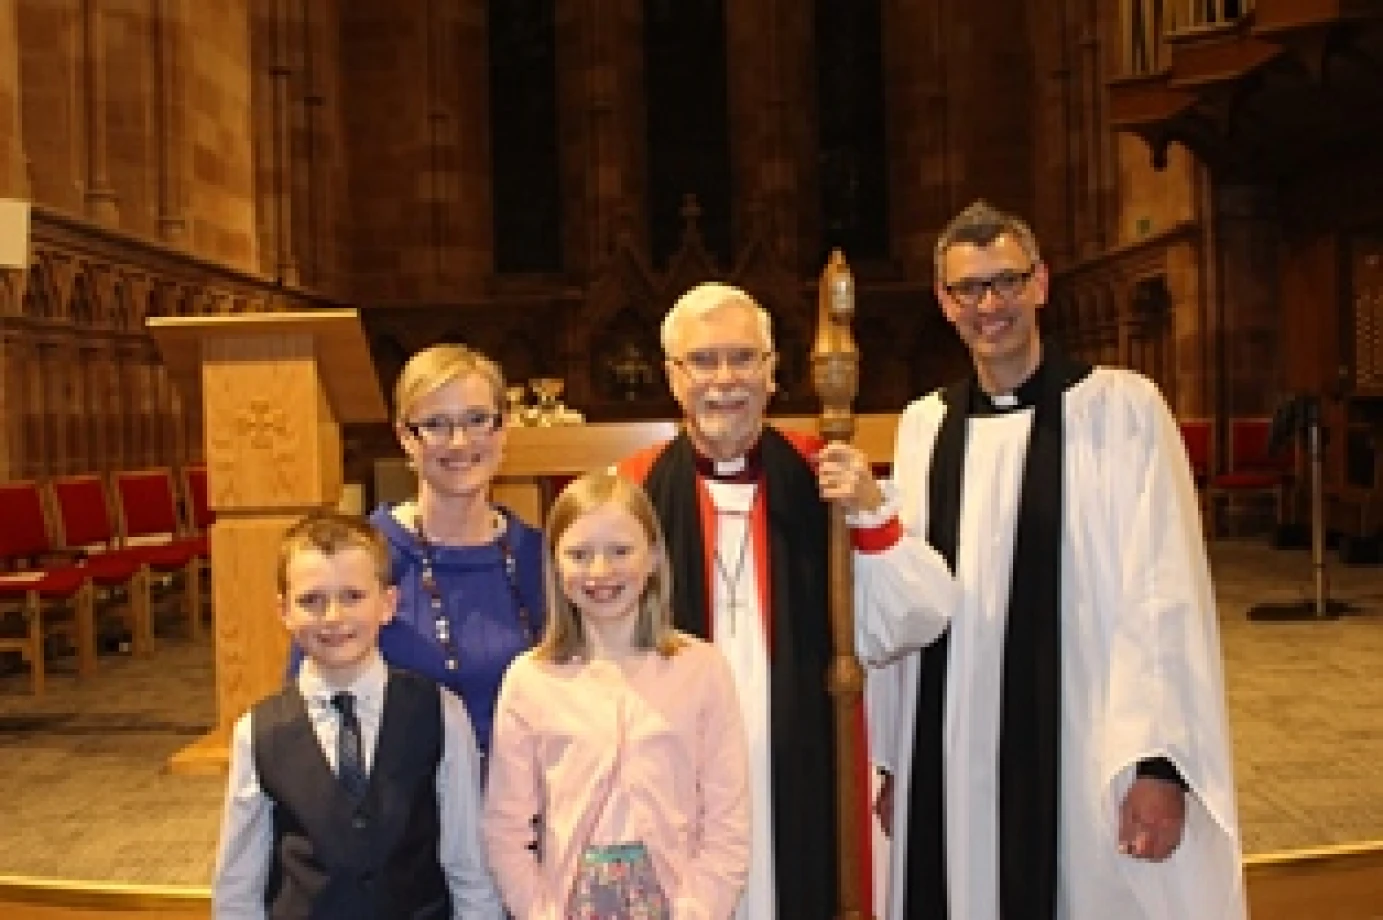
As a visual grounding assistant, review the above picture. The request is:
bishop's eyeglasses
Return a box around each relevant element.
[668,348,773,382]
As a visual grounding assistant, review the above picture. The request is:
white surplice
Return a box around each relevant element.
[705,478,777,920]
[855,368,1246,920]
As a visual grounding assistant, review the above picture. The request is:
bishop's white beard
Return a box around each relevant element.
[688,391,764,459]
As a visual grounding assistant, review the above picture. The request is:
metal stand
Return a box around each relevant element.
[1248,396,1357,621]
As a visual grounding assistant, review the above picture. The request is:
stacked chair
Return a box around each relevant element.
[0,482,99,693]
[0,466,215,694]
[1206,417,1296,538]
[46,475,157,655]
[111,468,210,641]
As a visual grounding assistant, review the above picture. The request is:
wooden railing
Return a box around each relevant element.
[0,206,345,483]
[1123,0,1256,74]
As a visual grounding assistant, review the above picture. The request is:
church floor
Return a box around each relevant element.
[0,540,1380,888]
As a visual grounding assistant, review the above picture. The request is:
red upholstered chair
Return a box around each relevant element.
[1178,419,1213,488]
[1178,419,1213,534]
[112,468,207,640]
[1206,417,1294,538]
[0,481,98,693]
[182,463,214,537]
[47,474,154,655]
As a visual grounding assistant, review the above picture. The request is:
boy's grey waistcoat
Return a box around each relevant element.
[253,670,448,920]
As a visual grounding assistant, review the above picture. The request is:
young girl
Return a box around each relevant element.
[483,472,750,919]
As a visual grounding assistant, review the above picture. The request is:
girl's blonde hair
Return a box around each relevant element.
[393,343,506,421]
[535,472,684,662]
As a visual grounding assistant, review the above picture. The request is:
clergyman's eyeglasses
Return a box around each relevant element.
[942,266,1036,307]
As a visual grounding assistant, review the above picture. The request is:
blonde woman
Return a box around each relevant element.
[484,472,750,919]
[291,344,544,761]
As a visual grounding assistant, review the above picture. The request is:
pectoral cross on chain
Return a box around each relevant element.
[713,511,752,634]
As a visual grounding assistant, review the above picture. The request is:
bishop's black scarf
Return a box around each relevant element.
[905,349,1091,920]
[641,427,838,920]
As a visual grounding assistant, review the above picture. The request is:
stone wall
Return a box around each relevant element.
[0,0,1305,469]
[10,0,257,270]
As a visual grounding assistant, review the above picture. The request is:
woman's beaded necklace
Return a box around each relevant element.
[413,509,535,671]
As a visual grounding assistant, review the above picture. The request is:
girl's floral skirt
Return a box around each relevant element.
[566,841,670,920]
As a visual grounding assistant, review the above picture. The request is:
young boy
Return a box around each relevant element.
[212,511,502,919]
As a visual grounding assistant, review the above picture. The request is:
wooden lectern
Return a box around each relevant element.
[147,310,387,774]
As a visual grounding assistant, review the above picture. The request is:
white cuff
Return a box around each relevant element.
[846,494,899,530]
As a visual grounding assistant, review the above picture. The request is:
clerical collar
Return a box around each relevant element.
[970,361,1046,416]
[693,444,763,483]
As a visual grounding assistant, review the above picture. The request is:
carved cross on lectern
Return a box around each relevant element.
[236,399,291,449]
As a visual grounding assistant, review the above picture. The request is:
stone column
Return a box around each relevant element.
[82,0,119,224]
[269,0,297,284]
[155,0,188,242]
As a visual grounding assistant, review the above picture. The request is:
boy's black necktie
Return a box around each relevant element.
[330,691,368,802]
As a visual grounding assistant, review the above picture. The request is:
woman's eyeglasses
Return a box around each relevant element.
[404,410,503,446]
